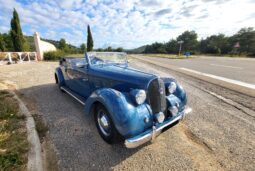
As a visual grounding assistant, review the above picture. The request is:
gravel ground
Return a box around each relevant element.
[0,60,254,171]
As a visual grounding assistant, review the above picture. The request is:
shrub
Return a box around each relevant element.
[43,50,65,61]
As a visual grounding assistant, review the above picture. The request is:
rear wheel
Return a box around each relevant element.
[94,104,121,144]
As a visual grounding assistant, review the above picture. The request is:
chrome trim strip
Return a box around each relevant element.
[60,87,85,105]
[125,106,192,148]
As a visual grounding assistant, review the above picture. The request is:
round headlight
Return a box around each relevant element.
[168,82,177,94]
[135,90,146,105]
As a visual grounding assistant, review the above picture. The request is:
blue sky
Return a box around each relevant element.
[0,0,255,49]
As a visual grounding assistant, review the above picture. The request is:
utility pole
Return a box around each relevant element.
[178,40,184,56]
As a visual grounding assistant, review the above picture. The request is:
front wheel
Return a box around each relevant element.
[94,104,121,144]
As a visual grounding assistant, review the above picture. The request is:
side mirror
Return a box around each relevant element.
[76,62,86,68]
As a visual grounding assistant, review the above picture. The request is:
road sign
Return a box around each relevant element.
[178,40,184,56]
[234,42,240,48]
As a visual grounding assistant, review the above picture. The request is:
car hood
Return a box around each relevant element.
[89,64,157,91]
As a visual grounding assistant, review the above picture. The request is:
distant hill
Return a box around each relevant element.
[24,35,77,51]
[24,35,146,53]
[126,45,146,54]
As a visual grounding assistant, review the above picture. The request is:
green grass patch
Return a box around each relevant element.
[44,51,85,61]
[0,90,28,171]
[143,54,193,59]
[64,54,85,58]
[44,50,65,61]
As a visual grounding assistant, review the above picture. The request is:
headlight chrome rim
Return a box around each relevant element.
[168,82,177,94]
[135,90,146,105]
[131,89,146,105]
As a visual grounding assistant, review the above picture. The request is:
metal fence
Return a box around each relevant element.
[0,52,38,65]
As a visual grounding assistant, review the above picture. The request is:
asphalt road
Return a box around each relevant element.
[135,55,255,85]
[0,60,254,171]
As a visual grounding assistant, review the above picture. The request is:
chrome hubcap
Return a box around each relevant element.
[97,110,111,136]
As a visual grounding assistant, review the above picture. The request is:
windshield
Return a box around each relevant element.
[87,52,127,65]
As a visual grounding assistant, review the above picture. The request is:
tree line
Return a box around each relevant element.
[143,28,255,57]
[0,9,30,52]
[0,9,125,54]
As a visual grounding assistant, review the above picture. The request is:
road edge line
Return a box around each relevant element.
[131,55,255,97]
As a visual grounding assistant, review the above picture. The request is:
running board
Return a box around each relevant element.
[60,87,85,105]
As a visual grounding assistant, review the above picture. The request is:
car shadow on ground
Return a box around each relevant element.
[19,83,145,170]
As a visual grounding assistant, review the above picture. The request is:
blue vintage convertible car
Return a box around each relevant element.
[55,52,191,148]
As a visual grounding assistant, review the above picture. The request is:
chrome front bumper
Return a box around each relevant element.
[125,106,192,148]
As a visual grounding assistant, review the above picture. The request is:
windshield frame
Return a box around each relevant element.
[85,52,128,66]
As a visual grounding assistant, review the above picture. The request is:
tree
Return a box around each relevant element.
[87,25,94,51]
[2,33,14,51]
[200,34,231,54]
[231,27,255,55]
[177,31,198,53]
[165,39,178,54]
[97,48,103,52]
[106,46,112,52]
[80,43,86,53]
[116,47,123,52]
[144,42,166,53]
[0,34,5,51]
[10,9,29,51]
[59,38,67,50]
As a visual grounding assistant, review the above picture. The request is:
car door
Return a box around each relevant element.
[64,59,76,90]
[74,64,90,98]
[67,58,91,99]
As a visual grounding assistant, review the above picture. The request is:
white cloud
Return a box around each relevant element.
[0,0,254,49]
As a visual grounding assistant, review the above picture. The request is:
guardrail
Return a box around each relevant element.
[0,52,38,65]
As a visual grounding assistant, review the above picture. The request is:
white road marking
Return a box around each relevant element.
[210,63,243,69]
[180,68,255,90]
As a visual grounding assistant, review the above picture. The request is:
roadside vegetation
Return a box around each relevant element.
[143,54,192,59]
[141,28,255,57]
[0,91,28,170]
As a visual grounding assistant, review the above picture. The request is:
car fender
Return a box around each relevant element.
[163,77,187,111]
[55,67,65,86]
[84,88,153,138]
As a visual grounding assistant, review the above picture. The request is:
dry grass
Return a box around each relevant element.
[32,114,48,143]
[0,91,28,171]
[143,54,193,59]
[64,54,84,58]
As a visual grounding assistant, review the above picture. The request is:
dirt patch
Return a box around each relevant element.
[41,137,59,171]
[180,124,214,152]
[174,124,224,171]
[17,91,59,170]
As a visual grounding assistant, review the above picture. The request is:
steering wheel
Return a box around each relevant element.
[90,56,104,64]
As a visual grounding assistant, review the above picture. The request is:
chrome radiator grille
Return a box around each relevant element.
[147,78,166,114]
